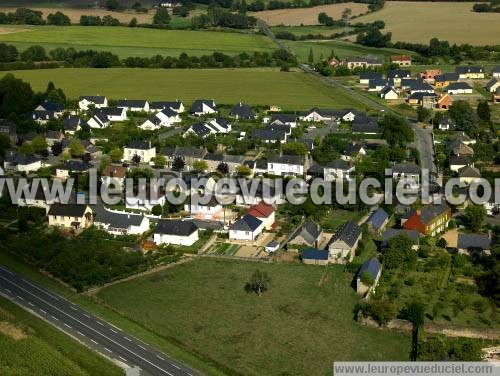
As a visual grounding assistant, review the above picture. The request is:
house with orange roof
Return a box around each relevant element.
[247,202,275,230]
[391,55,411,66]
[437,94,453,110]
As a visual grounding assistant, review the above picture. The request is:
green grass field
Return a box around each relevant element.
[271,25,350,37]
[284,39,418,63]
[0,297,123,376]
[96,259,411,375]
[3,68,369,109]
[0,25,275,58]
[354,1,500,46]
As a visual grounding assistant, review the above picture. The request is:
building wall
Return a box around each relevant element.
[154,231,198,246]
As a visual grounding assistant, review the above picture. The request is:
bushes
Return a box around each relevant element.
[47,11,71,26]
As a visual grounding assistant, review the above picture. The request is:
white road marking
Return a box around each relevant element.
[64,323,71,328]
[51,315,59,321]
[124,336,132,342]
[0,275,176,376]
[156,355,165,360]
[83,313,90,318]
[104,347,112,353]
[119,356,127,362]
[110,328,118,333]
[28,302,34,306]
[97,321,104,326]
[90,339,98,344]
[172,364,181,370]
[77,331,85,336]
[40,309,46,314]
[0,267,13,275]
[70,306,77,311]
[16,295,23,300]
[5,288,11,294]
[138,345,146,350]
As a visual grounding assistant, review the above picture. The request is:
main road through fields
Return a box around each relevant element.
[0,265,200,376]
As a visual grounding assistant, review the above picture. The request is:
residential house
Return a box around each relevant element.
[447,139,474,157]
[403,203,451,236]
[45,130,63,147]
[366,208,389,234]
[230,102,255,120]
[29,110,58,125]
[484,195,499,216]
[87,113,111,129]
[486,78,500,93]
[408,80,435,94]
[493,87,500,104]
[351,117,380,134]
[341,143,366,161]
[458,165,481,185]
[323,159,354,181]
[301,249,329,266]
[123,140,156,163]
[78,95,108,111]
[117,99,149,112]
[98,107,127,122]
[94,208,150,236]
[267,154,304,177]
[101,165,127,190]
[368,78,388,92]
[140,108,180,130]
[125,189,166,212]
[344,56,383,70]
[204,153,244,174]
[47,204,93,230]
[436,94,453,110]
[449,155,472,172]
[247,202,275,230]
[55,160,91,180]
[492,66,500,79]
[229,214,264,241]
[381,228,421,250]
[17,181,59,213]
[163,146,206,170]
[184,118,231,138]
[392,162,420,190]
[190,99,217,116]
[270,114,297,127]
[455,66,484,79]
[380,86,398,100]
[407,92,438,108]
[457,233,491,255]
[62,116,84,135]
[0,119,17,145]
[434,73,459,88]
[3,150,42,173]
[253,128,287,144]
[388,69,411,87]
[420,69,441,82]
[359,72,383,85]
[154,220,199,246]
[36,101,65,116]
[301,108,340,122]
[289,219,322,248]
[447,82,473,95]
[438,116,455,130]
[149,100,184,113]
[356,258,382,296]
[184,195,223,221]
[327,221,361,263]
[390,55,411,66]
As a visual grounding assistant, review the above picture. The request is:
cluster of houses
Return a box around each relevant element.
[359,65,500,108]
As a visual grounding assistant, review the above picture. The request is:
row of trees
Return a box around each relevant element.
[472,0,500,12]
[191,5,257,29]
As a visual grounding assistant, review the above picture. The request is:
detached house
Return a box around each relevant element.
[289,219,322,248]
[359,72,383,85]
[253,128,287,144]
[403,204,451,236]
[434,73,459,88]
[230,102,255,120]
[140,108,180,130]
[48,203,93,231]
[392,163,420,185]
[457,233,491,255]
[324,159,354,181]
[420,69,441,82]
[0,119,17,145]
[366,208,389,234]
[3,150,42,173]
[449,155,472,172]
[344,56,383,70]
[436,94,453,110]
[63,116,84,135]
[78,96,108,111]
[270,114,297,127]
[101,165,127,189]
[87,113,110,129]
[455,66,485,79]
[388,69,411,87]
[380,86,398,100]
[356,258,382,296]
[247,202,275,230]
[154,220,199,246]
[492,66,500,79]
[267,154,304,177]
[327,221,361,264]
[190,99,217,116]
[458,165,481,185]
[149,100,184,113]
[486,78,500,93]
[229,214,264,241]
[98,107,127,122]
[36,100,65,116]
[123,140,156,163]
[447,82,473,95]
[117,99,149,112]
[381,228,421,250]
[94,208,150,236]
[390,55,411,66]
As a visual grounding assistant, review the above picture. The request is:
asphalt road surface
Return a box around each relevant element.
[0,265,200,376]
[412,123,437,177]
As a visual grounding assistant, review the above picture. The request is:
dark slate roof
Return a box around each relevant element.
[4,150,40,166]
[388,69,410,79]
[291,219,322,245]
[344,143,364,156]
[145,114,162,126]
[155,219,198,236]
[95,207,146,229]
[329,221,361,248]
[126,140,152,150]
[79,95,106,104]
[458,165,480,178]
[268,154,303,165]
[408,92,438,101]
[369,78,388,88]
[367,208,389,230]
[352,121,380,134]
[492,66,500,73]
[392,163,420,174]
[420,204,449,223]
[455,66,483,74]
[449,155,470,166]
[160,107,177,117]
[301,248,329,261]
[99,107,125,116]
[407,80,434,91]
[230,103,254,119]
[190,99,216,113]
[172,146,205,158]
[381,229,420,246]
[381,86,397,95]
[204,153,223,162]
[457,233,491,250]
[213,117,230,130]
[58,160,91,172]
[447,82,472,90]
[48,203,89,217]
[28,110,56,121]
[435,73,459,82]
[253,128,286,142]
[230,214,263,232]
[190,123,212,137]
[63,116,82,131]
[150,100,183,111]
[359,72,383,80]
[117,99,147,108]
[324,159,350,170]
[439,116,455,126]
[270,113,296,123]
[39,100,64,112]
[358,257,381,280]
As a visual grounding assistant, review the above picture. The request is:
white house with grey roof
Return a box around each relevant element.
[229,214,264,241]
[79,95,108,111]
[267,154,304,177]
[327,220,361,263]
[123,140,156,163]
[323,159,354,182]
[94,207,150,236]
[117,99,150,112]
[190,99,217,116]
[150,100,184,113]
[457,233,491,255]
[230,102,255,120]
[97,107,127,122]
[154,219,199,246]
[392,163,420,185]
[288,219,322,248]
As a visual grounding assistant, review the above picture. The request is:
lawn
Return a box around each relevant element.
[2,68,370,110]
[96,259,410,375]
[271,24,350,37]
[253,2,369,26]
[212,242,240,255]
[284,39,418,63]
[0,25,275,58]
[354,1,500,46]
[0,297,123,376]
[318,209,364,231]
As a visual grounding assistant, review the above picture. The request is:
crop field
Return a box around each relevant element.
[3,68,370,110]
[0,297,123,376]
[284,39,418,62]
[354,1,500,46]
[271,24,351,37]
[0,6,154,23]
[96,259,410,375]
[0,26,275,58]
[253,2,369,26]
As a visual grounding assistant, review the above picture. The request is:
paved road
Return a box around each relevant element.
[411,122,437,177]
[0,265,200,376]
